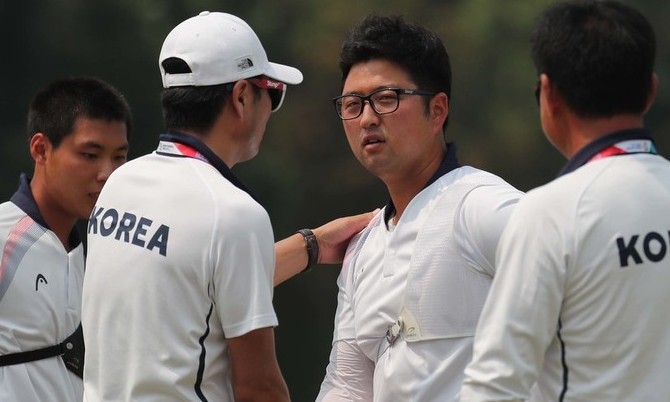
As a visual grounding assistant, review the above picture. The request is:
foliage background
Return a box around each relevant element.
[1,0,668,400]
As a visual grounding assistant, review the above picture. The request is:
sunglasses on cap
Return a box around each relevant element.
[248,76,286,113]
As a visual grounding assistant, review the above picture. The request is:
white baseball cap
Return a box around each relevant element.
[159,11,303,88]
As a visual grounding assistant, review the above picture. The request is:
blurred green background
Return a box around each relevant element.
[1,0,668,400]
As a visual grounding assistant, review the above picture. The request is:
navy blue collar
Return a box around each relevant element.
[10,173,82,248]
[157,131,260,204]
[557,128,655,177]
[384,142,461,225]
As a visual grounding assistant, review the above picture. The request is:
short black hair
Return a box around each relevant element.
[531,0,656,117]
[27,77,132,148]
[161,85,231,134]
[160,57,262,135]
[339,15,452,132]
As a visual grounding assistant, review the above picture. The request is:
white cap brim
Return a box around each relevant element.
[265,62,303,85]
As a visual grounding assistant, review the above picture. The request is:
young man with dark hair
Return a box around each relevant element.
[0,77,130,401]
[317,15,523,401]
[461,1,669,400]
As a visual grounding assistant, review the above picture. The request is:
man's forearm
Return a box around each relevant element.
[274,233,310,286]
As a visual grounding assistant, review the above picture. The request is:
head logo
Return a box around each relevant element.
[35,274,48,291]
[237,58,254,71]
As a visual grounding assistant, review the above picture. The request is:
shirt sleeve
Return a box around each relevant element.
[331,252,357,342]
[317,233,375,401]
[212,202,278,338]
[456,183,523,277]
[460,194,568,401]
[316,339,375,402]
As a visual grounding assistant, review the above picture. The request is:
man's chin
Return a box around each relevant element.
[79,202,97,220]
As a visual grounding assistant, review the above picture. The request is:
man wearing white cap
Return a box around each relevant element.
[81,11,369,402]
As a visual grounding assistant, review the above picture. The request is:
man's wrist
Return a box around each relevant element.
[297,229,319,273]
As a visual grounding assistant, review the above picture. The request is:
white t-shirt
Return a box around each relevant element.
[82,134,278,402]
[0,175,84,402]
[318,159,522,402]
[462,132,670,401]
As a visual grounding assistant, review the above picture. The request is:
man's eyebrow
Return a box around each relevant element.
[79,140,129,152]
[342,86,398,96]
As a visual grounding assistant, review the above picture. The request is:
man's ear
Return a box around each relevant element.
[430,92,449,131]
[540,73,564,116]
[29,133,50,164]
[230,80,252,118]
[643,73,658,115]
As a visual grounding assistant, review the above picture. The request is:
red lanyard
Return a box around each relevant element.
[156,141,210,164]
[588,139,656,163]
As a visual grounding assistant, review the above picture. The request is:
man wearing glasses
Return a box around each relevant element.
[82,11,371,402]
[316,15,523,402]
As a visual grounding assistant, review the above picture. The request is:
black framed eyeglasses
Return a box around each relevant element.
[332,87,437,120]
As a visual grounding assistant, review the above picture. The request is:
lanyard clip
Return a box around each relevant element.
[385,317,404,346]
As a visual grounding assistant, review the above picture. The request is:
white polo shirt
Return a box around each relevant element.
[0,175,84,402]
[318,147,523,402]
[462,130,670,401]
[82,132,278,402]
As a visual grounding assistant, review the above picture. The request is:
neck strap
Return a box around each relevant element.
[157,141,210,163]
[588,139,657,163]
[155,132,260,204]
